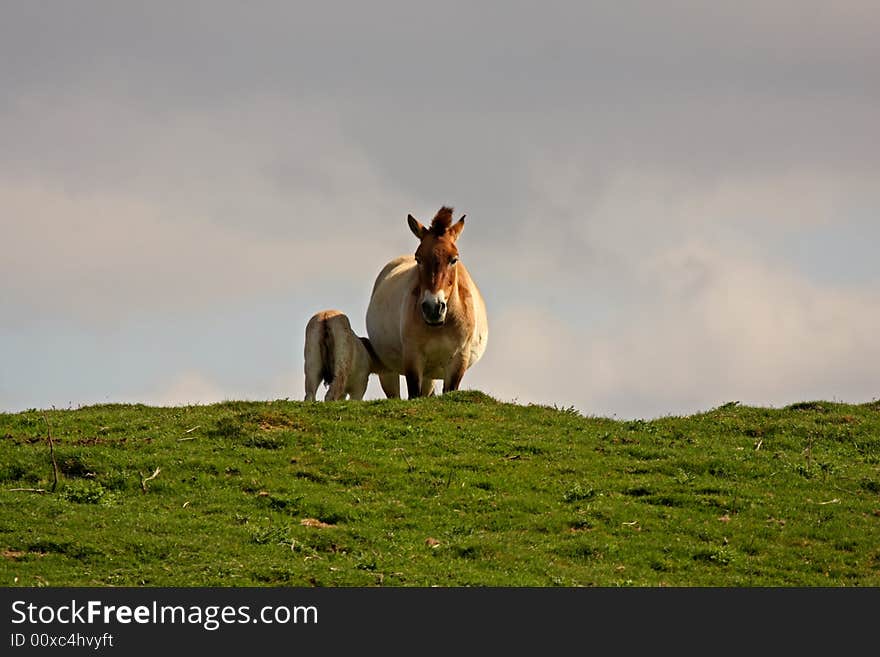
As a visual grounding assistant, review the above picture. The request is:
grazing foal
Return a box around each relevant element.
[303,310,380,401]
[365,207,488,399]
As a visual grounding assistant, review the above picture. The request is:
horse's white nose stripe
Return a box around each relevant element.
[422,290,446,306]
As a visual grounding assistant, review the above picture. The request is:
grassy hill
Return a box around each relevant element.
[1,392,878,587]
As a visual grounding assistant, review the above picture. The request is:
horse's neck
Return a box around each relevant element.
[358,336,385,373]
[450,271,470,308]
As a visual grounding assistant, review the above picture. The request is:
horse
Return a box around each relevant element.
[303,310,381,401]
[365,206,488,399]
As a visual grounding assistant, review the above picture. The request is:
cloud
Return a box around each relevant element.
[0,98,424,323]
[514,151,880,282]
[3,3,878,107]
[463,153,880,418]
[468,237,880,419]
[0,182,347,319]
[464,303,584,410]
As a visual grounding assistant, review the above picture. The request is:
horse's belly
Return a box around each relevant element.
[421,335,461,379]
[366,256,415,373]
[466,324,488,369]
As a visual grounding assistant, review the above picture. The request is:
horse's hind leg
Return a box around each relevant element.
[378,372,400,399]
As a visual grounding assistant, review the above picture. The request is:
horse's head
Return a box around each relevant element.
[407,206,466,326]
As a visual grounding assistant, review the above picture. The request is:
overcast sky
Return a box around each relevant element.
[2,2,878,418]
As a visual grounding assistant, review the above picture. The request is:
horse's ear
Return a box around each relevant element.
[408,214,427,239]
[448,215,466,241]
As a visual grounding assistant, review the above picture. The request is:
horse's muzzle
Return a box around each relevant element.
[421,299,447,326]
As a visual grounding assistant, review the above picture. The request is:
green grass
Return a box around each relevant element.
[1,392,879,586]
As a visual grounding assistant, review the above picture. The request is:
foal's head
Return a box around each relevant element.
[407,206,466,326]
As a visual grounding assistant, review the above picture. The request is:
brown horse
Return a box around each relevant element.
[365,207,488,398]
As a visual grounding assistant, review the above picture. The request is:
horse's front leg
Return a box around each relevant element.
[405,369,423,399]
[443,358,467,394]
[403,351,425,399]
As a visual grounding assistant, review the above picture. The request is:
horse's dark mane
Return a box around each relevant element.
[429,206,455,236]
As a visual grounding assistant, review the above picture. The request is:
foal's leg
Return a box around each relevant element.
[304,376,320,402]
[347,350,371,401]
[325,371,348,401]
[303,319,323,402]
[324,327,355,401]
[304,357,322,402]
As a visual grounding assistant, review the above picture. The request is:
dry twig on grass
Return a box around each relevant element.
[140,466,161,493]
[178,425,202,442]
[41,413,60,492]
